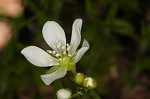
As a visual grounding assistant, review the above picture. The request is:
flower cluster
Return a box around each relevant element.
[74,73,97,90]
[56,73,97,99]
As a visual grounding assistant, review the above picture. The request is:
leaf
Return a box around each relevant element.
[85,0,93,18]
[113,19,138,39]
[140,22,150,53]
[106,2,118,25]
[89,90,101,99]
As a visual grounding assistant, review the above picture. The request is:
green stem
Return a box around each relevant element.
[71,70,77,75]
[89,90,101,99]
[72,93,80,98]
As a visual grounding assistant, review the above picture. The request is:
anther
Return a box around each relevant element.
[47,50,52,53]
[67,43,69,46]
[52,51,56,54]
[56,54,60,57]
[50,59,53,62]
[57,45,60,48]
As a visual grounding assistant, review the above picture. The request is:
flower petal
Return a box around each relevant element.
[41,67,67,85]
[75,39,89,63]
[21,46,59,67]
[42,21,66,54]
[69,19,82,55]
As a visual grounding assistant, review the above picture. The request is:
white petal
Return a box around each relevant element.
[41,67,67,85]
[42,21,66,54]
[21,46,59,67]
[69,19,82,55]
[75,39,89,63]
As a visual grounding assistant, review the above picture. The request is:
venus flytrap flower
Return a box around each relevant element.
[21,19,89,85]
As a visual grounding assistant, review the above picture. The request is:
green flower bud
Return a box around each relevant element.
[83,77,97,90]
[74,73,85,84]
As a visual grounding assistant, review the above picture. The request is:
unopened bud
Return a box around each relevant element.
[57,88,72,99]
[74,73,84,84]
[83,77,97,90]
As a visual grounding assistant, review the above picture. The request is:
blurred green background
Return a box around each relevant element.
[0,0,150,99]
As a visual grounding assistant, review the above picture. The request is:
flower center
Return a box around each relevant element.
[59,56,71,67]
[59,56,75,71]
[47,43,76,71]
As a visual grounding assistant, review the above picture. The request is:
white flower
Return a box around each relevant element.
[57,88,72,99]
[21,19,89,85]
